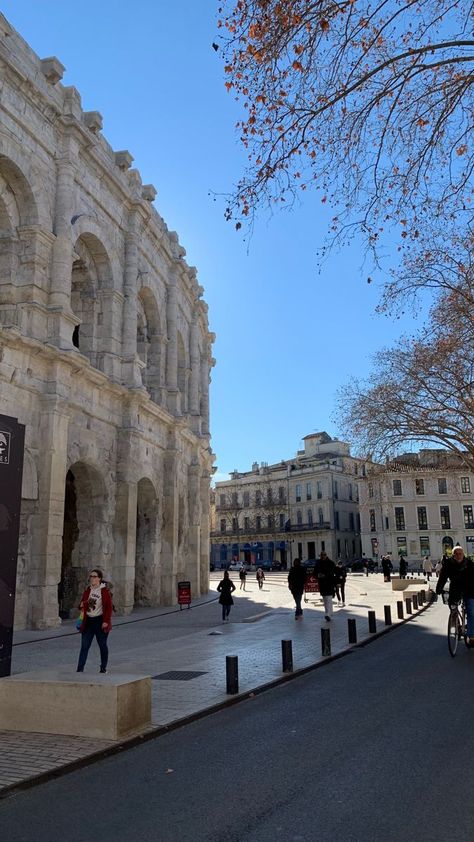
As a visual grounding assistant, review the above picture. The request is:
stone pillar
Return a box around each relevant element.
[160,431,179,603]
[200,351,210,436]
[112,479,137,615]
[187,462,202,596]
[28,396,70,629]
[189,312,200,428]
[121,208,143,387]
[200,468,211,595]
[165,270,179,413]
[48,155,79,348]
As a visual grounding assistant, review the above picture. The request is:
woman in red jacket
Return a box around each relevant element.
[76,568,113,673]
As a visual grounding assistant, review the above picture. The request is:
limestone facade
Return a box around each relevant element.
[0,15,214,629]
[359,451,474,562]
[211,433,364,568]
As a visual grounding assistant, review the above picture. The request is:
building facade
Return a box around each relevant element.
[359,450,474,562]
[0,16,214,629]
[211,433,364,568]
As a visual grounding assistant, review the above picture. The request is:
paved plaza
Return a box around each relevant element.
[0,570,432,794]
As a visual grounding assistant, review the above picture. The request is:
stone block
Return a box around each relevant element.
[0,670,151,740]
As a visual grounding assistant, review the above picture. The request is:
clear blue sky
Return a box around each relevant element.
[2,1,411,480]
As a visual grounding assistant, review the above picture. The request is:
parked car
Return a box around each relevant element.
[350,557,375,572]
[228,561,242,571]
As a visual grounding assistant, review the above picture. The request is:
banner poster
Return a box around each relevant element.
[0,414,25,677]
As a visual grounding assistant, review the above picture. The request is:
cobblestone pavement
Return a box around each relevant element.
[0,571,431,793]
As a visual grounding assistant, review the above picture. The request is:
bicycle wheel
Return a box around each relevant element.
[462,607,470,648]
[448,611,461,657]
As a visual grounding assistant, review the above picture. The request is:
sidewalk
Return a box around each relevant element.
[0,571,432,795]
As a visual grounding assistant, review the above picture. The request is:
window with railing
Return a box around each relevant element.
[463,505,474,529]
[369,509,376,532]
[295,484,301,502]
[306,482,312,501]
[417,506,428,529]
[394,507,405,530]
[440,506,450,528]
[318,507,324,525]
[307,509,313,525]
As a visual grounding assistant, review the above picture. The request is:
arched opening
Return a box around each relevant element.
[71,233,113,367]
[59,463,108,619]
[137,287,163,403]
[134,477,158,606]
[177,331,187,411]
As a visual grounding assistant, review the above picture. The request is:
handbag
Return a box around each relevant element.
[76,610,84,630]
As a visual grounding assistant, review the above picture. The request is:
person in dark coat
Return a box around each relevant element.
[436,546,474,645]
[288,558,307,619]
[381,555,393,582]
[217,570,236,622]
[399,555,408,579]
[314,551,336,621]
[334,561,347,606]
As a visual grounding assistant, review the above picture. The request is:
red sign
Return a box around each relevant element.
[177,581,191,607]
[304,575,320,593]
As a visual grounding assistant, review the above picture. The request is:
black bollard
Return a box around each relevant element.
[368,610,376,633]
[420,590,426,604]
[384,605,392,625]
[413,594,419,610]
[321,627,331,657]
[226,655,239,695]
[281,640,293,673]
[397,601,404,620]
[406,597,412,614]
[348,618,357,644]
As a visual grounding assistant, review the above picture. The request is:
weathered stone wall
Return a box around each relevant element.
[0,14,215,629]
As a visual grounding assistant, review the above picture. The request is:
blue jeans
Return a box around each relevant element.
[465,598,474,637]
[77,615,109,671]
[221,604,231,621]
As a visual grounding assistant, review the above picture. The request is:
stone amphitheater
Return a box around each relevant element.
[0,14,215,629]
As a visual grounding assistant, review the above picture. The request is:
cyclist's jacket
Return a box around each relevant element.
[436,556,474,602]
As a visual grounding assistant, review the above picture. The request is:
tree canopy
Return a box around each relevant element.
[220,0,474,285]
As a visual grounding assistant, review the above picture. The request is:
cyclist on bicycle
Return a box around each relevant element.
[436,546,474,646]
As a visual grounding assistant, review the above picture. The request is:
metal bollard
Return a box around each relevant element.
[281,640,293,673]
[384,605,392,625]
[397,601,404,620]
[226,655,239,695]
[420,590,426,604]
[348,618,357,644]
[368,610,376,633]
[321,627,331,657]
[406,597,412,614]
[413,594,419,610]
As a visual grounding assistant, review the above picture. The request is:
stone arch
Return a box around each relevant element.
[0,153,39,302]
[137,287,163,403]
[134,477,160,606]
[71,232,115,367]
[59,461,109,618]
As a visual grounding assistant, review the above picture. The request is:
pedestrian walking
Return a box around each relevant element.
[435,558,443,578]
[217,570,236,622]
[381,554,393,582]
[239,563,247,590]
[334,561,347,606]
[76,569,113,673]
[288,558,307,619]
[256,567,265,590]
[399,555,408,579]
[315,551,336,621]
[422,556,433,580]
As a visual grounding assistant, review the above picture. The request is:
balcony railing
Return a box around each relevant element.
[211,521,331,539]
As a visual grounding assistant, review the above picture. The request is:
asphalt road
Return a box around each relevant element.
[2,600,473,842]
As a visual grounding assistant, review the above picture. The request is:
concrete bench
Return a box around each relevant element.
[392,576,427,591]
[0,670,151,740]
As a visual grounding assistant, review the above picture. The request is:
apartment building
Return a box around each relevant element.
[359,450,474,561]
[211,432,364,568]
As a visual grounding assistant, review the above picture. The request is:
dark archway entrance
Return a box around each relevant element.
[134,478,158,607]
[59,463,107,619]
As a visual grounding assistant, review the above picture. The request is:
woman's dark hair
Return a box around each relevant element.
[223,570,229,578]
[89,568,103,582]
